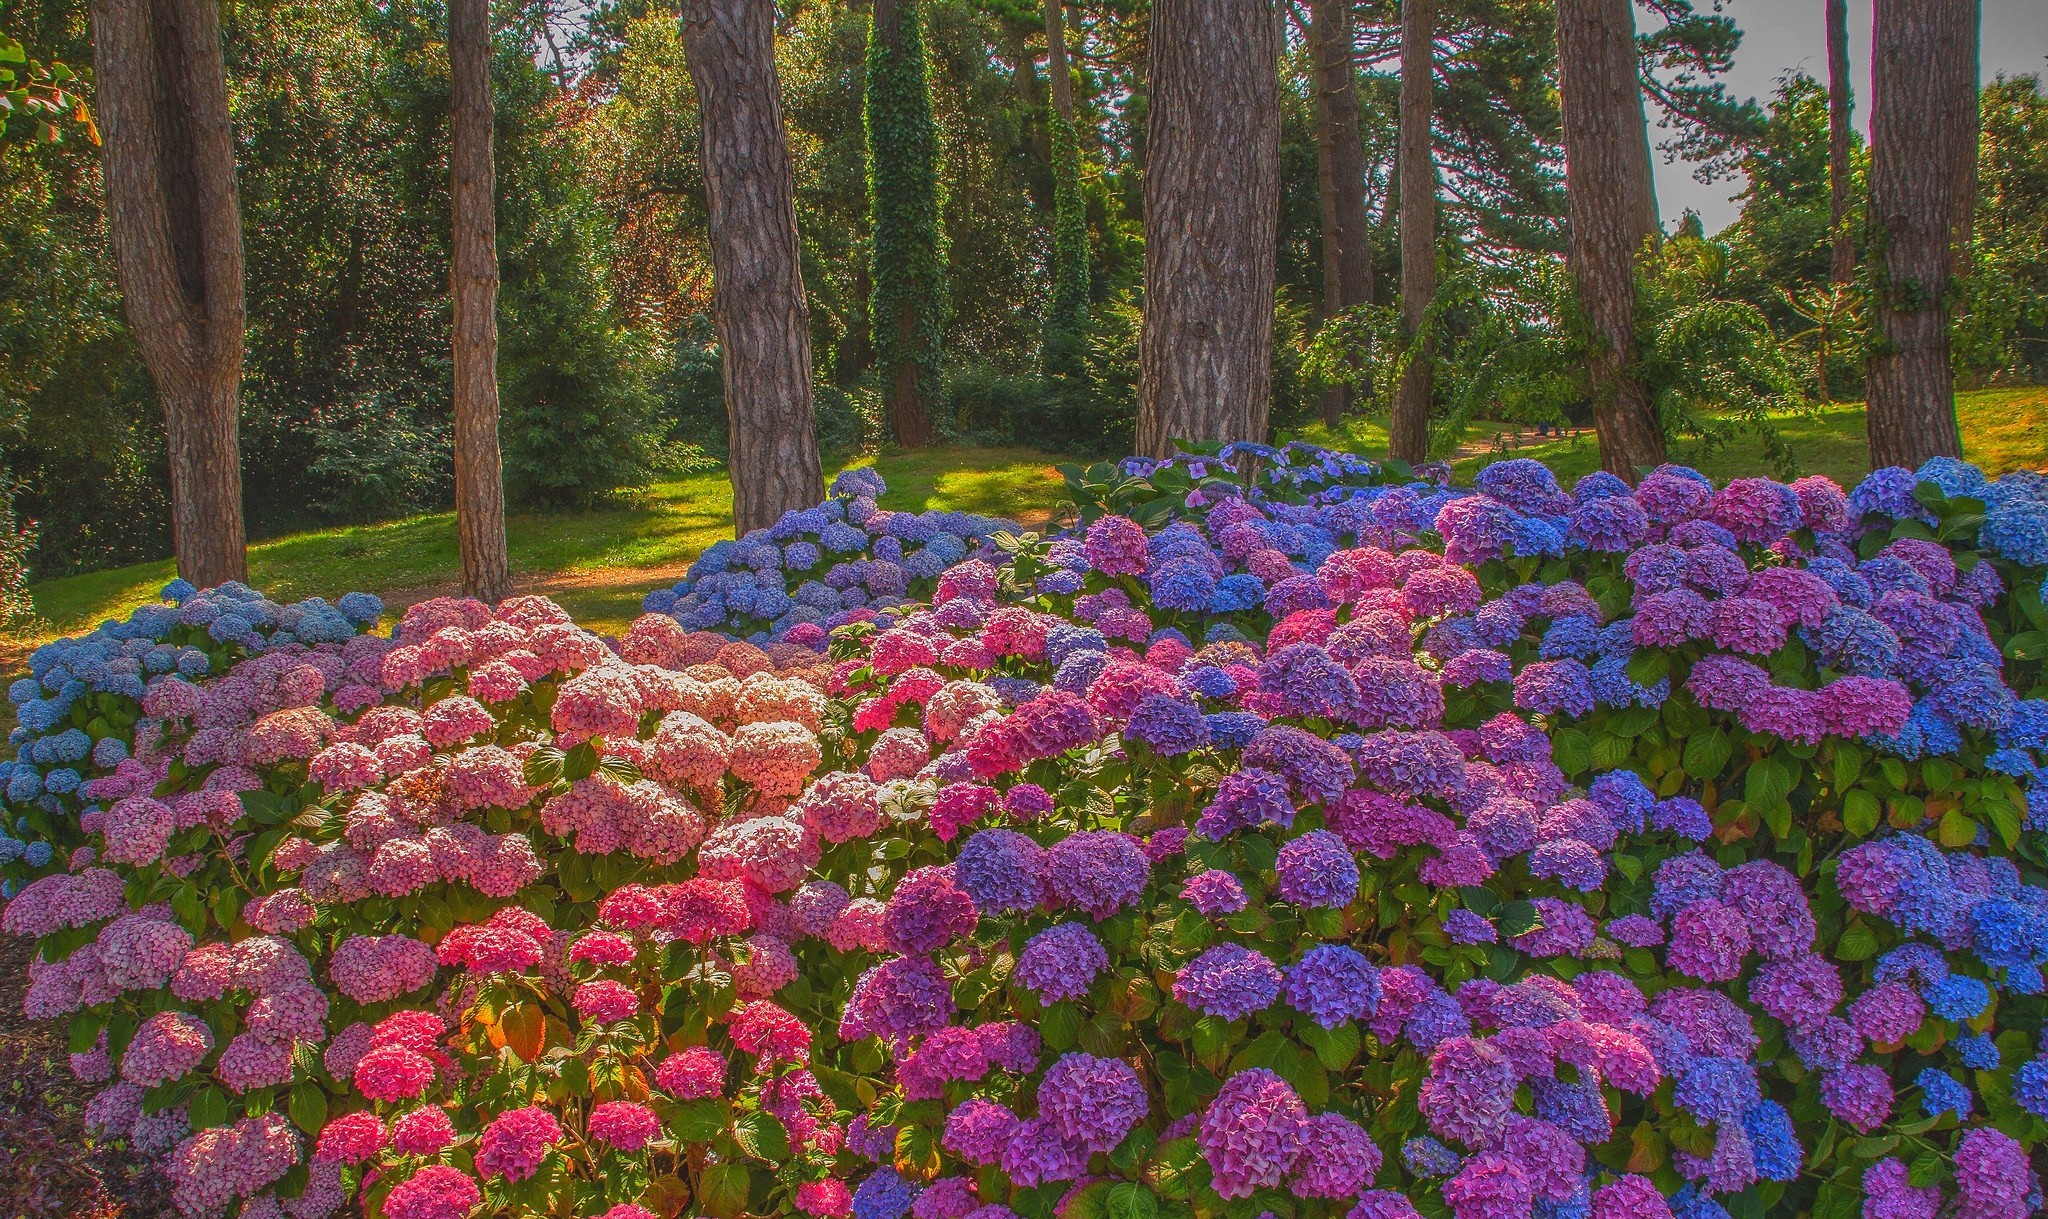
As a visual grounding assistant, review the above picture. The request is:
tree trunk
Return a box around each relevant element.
[1865,0,1974,470]
[867,0,942,449]
[1388,0,1434,464]
[1557,0,1666,481]
[1310,0,1374,429]
[91,0,248,588]
[448,0,512,604]
[1826,0,1856,284]
[1135,0,1281,458]
[683,0,825,537]
[1043,0,1090,371]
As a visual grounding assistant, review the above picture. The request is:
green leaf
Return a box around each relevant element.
[1681,729,1733,780]
[671,1098,731,1143]
[1937,809,1978,848]
[1107,1183,1160,1219]
[1836,922,1880,961]
[1494,900,1542,939]
[188,1086,230,1131]
[1550,729,1591,775]
[732,1112,791,1162]
[1744,754,1794,814]
[698,1162,751,1219]
[1300,1021,1360,1071]
[287,1083,327,1135]
[1041,1001,1080,1051]
[1843,789,1881,837]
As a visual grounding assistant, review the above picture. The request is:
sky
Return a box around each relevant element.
[1652,0,2048,233]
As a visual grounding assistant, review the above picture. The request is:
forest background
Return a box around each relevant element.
[2,0,2045,584]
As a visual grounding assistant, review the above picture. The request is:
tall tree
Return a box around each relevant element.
[1042,0,1089,374]
[91,0,248,587]
[1388,0,1434,463]
[448,0,511,603]
[867,0,944,449]
[683,0,824,535]
[1826,0,1855,283]
[1136,0,1281,457]
[1557,0,1666,479]
[1865,0,1976,469]
[1309,0,1373,428]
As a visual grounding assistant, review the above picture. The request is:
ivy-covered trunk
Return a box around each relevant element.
[1042,0,1089,378]
[1309,0,1374,430]
[866,0,945,450]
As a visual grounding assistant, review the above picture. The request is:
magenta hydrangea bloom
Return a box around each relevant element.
[1036,1052,1147,1153]
[475,1105,563,1181]
[1197,1068,1306,1199]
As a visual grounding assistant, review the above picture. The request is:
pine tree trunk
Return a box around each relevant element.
[867,0,942,450]
[1136,0,1281,458]
[91,0,248,588]
[1865,0,1974,470]
[1388,0,1435,464]
[684,0,824,537]
[1826,0,1856,283]
[1557,0,1666,481]
[448,0,512,604]
[1310,0,1373,428]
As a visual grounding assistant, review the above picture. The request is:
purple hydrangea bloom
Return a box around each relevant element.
[1014,923,1109,1003]
[953,830,1046,916]
[1282,943,1381,1027]
[1183,870,1248,916]
[1173,943,1283,1020]
[1275,830,1361,908]
[1043,831,1150,920]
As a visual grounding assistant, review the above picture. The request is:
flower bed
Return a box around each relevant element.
[1,446,2046,1219]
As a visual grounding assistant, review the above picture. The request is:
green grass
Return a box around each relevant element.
[19,447,1066,647]
[1292,387,2048,487]
[14,389,2045,661]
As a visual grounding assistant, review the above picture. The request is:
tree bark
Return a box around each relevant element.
[1043,0,1090,368]
[1558,0,1666,480]
[1135,0,1281,458]
[91,0,248,588]
[683,0,825,537]
[1865,0,1974,470]
[1310,0,1374,428]
[867,0,941,450]
[1388,0,1434,463]
[1826,0,1856,283]
[448,0,512,603]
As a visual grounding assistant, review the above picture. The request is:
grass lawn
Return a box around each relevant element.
[13,388,2044,663]
[18,447,1067,648]
[1290,387,2048,487]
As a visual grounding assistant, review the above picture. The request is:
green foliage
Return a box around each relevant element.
[865,0,948,419]
[1043,106,1089,369]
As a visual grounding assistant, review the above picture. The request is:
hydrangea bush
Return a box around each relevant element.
[1,447,2046,1219]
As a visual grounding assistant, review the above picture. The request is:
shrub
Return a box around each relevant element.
[0,445,2044,1219]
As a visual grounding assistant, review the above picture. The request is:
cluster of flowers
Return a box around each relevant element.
[0,581,383,892]
[645,467,1015,643]
[1,445,2045,1219]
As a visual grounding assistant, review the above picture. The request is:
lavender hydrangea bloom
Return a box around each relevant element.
[1013,923,1108,1003]
[1173,943,1283,1020]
